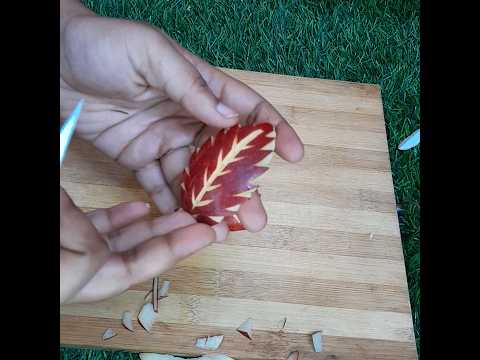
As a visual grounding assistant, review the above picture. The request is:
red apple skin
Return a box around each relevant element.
[180,123,275,231]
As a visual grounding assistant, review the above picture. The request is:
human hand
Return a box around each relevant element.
[60,1,304,232]
[60,187,228,304]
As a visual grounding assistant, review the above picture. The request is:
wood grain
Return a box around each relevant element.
[60,68,417,359]
[62,291,413,342]
[178,244,407,286]
[62,316,418,360]
[130,267,411,313]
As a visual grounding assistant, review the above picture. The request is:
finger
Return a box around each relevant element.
[141,31,239,128]
[193,126,221,148]
[274,120,305,163]
[201,67,304,163]
[107,210,196,252]
[117,118,201,170]
[68,222,227,303]
[238,192,267,233]
[160,146,192,200]
[127,120,200,212]
[160,146,191,185]
[92,101,177,160]
[60,187,110,303]
[60,188,108,254]
[87,201,151,235]
[135,161,178,214]
[64,253,129,303]
[130,221,228,279]
[162,34,304,163]
[123,223,221,282]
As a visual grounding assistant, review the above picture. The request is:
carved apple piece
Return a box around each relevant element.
[180,123,276,231]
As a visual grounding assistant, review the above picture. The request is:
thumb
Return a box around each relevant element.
[141,32,239,128]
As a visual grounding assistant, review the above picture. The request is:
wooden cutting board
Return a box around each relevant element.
[60,69,417,360]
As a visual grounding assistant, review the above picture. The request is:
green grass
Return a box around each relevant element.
[62,0,420,358]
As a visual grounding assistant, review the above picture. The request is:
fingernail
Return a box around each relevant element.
[212,223,229,243]
[144,203,151,209]
[216,102,239,119]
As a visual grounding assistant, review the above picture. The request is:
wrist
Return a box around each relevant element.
[60,0,94,35]
[60,0,95,90]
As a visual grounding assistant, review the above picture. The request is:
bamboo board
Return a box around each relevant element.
[60,69,417,360]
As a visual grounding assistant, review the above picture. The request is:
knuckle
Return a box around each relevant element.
[192,223,216,242]
[190,74,209,91]
[164,234,178,258]
[122,247,138,278]
[105,230,119,252]
[182,73,211,102]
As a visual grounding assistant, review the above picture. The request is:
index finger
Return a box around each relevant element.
[67,222,229,303]
[162,33,304,163]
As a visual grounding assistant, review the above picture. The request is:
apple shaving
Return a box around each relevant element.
[236,318,253,340]
[312,331,323,352]
[286,351,299,360]
[102,328,116,341]
[139,354,235,360]
[158,280,171,299]
[195,335,224,350]
[138,303,157,332]
[121,311,134,332]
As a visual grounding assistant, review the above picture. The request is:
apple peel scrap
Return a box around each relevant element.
[138,303,157,332]
[236,318,253,340]
[139,354,235,360]
[102,328,116,341]
[286,351,299,360]
[195,335,224,350]
[121,311,134,332]
[312,331,323,352]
